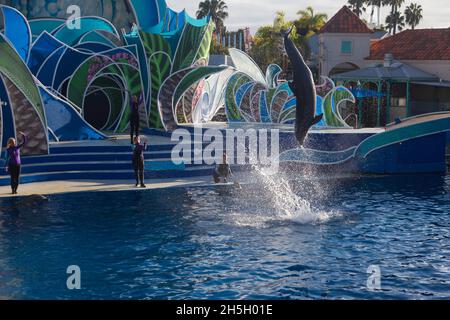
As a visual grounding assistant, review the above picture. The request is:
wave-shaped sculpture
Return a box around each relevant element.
[7,0,137,30]
[158,65,228,131]
[39,86,106,141]
[1,5,31,62]
[0,0,224,154]
[224,48,356,128]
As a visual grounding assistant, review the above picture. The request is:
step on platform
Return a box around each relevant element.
[0,138,252,186]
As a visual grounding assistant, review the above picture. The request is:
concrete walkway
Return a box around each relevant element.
[0,176,216,198]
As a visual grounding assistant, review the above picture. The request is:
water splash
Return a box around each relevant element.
[253,164,340,225]
[229,140,341,225]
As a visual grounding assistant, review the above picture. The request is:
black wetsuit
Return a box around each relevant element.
[132,143,147,186]
[213,164,232,183]
[9,165,21,194]
[130,99,140,144]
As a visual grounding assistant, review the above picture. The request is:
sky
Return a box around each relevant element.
[167,0,450,33]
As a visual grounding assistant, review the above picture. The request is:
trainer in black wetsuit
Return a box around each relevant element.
[132,136,147,188]
[130,95,142,144]
[213,152,233,183]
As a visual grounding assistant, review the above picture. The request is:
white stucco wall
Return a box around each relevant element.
[319,33,372,76]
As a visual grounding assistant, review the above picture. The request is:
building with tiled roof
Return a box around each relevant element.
[319,5,373,34]
[317,7,450,128]
[318,6,375,76]
[366,28,450,81]
[368,28,450,60]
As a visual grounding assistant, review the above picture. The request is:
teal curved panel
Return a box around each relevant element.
[356,115,450,159]
[130,0,166,29]
[235,82,253,107]
[282,96,296,111]
[29,19,65,38]
[1,5,31,62]
[315,96,327,127]
[225,73,252,122]
[163,8,180,33]
[275,82,293,96]
[259,90,271,123]
[53,17,119,46]
[39,86,106,141]
[184,11,209,27]
[123,33,150,115]
[266,64,282,89]
[78,31,117,47]
[10,0,136,30]
[27,31,64,74]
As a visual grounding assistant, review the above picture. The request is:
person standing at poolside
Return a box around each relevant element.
[130,94,141,145]
[132,135,147,188]
[4,132,27,195]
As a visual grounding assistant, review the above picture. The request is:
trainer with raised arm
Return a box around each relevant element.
[4,131,28,195]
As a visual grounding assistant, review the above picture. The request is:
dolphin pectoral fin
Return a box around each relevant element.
[311,114,324,126]
[288,81,296,92]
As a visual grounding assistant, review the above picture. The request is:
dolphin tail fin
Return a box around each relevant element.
[311,114,324,126]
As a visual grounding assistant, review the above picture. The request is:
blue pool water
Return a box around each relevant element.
[0,174,449,300]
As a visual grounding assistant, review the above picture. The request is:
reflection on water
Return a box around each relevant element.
[0,174,449,299]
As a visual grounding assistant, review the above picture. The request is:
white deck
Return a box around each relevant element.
[181,122,385,134]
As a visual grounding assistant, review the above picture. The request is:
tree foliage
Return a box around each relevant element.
[404,3,423,30]
[250,8,326,74]
[197,0,229,32]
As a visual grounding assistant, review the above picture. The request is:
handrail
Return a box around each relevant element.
[386,111,450,127]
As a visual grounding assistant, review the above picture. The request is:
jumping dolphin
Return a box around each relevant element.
[282,27,323,146]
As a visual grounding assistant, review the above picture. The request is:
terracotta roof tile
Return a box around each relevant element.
[368,28,450,60]
[319,6,373,34]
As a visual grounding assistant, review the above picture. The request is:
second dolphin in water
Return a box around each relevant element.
[282,27,323,146]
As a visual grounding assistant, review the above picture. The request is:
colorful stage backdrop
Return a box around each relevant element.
[0,0,227,156]
[0,0,356,157]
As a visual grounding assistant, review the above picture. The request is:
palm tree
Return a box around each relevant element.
[367,0,382,26]
[347,0,367,17]
[251,12,292,71]
[404,3,423,30]
[387,0,405,12]
[386,10,405,34]
[295,6,328,34]
[385,0,405,34]
[197,0,229,32]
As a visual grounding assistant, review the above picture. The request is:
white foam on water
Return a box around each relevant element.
[226,142,341,228]
[254,165,340,225]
